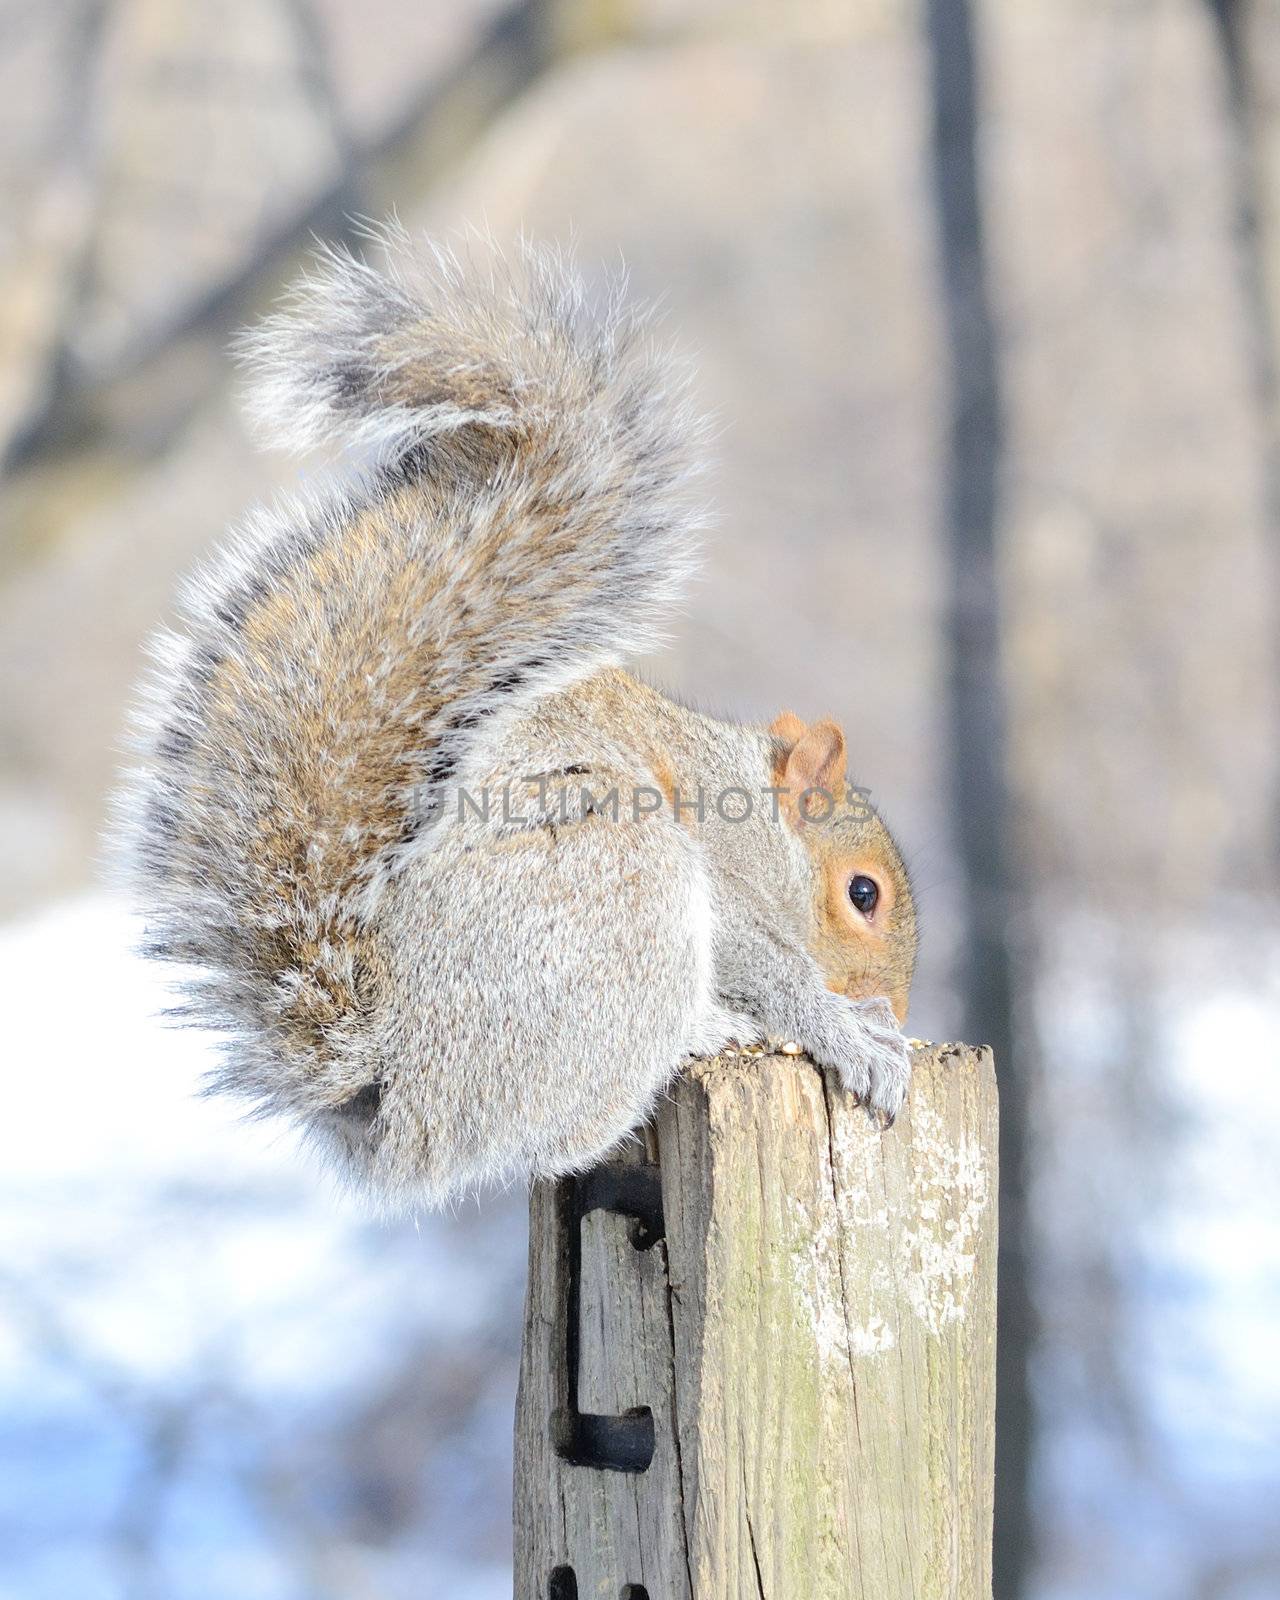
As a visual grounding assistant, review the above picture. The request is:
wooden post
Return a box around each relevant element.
[514,1043,998,1600]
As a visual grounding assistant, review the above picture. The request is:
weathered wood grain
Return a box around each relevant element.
[514,1043,998,1600]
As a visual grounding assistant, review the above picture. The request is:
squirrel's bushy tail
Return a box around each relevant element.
[116,227,707,1138]
[224,222,707,797]
[242,226,698,470]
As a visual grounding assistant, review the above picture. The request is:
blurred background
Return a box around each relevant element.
[1,0,1278,1596]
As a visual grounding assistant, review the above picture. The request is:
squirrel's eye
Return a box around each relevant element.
[847,874,879,917]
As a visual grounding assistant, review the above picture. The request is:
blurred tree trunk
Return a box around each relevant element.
[924,4,1029,1598]
[1207,0,1280,876]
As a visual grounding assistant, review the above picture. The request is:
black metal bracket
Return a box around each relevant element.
[552,1159,665,1474]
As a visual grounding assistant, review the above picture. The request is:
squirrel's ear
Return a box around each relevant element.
[770,710,808,749]
[780,718,847,823]
[770,711,809,789]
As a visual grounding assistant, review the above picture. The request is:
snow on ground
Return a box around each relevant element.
[1032,913,1280,1600]
[0,896,525,1600]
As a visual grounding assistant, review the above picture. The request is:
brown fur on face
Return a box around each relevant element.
[770,712,917,1022]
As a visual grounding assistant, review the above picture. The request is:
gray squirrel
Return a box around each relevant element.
[115,228,918,1209]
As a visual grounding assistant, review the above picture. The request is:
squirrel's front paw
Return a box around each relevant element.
[828,996,913,1126]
